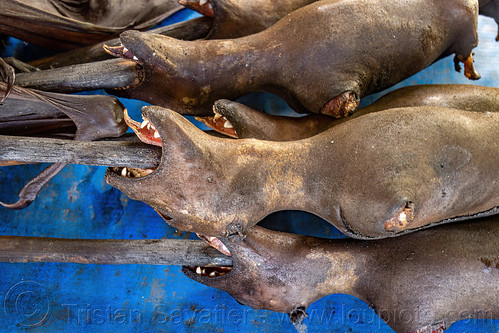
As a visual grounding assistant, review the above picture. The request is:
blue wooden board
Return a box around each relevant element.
[0,9,498,333]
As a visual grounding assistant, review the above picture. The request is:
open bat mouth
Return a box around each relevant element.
[103,43,145,89]
[187,265,233,278]
[195,107,238,138]
[186,234,233,278]
[108,105,234,278]
[178,0,214,18]
[123,109,162,147]
[109,109,161,180]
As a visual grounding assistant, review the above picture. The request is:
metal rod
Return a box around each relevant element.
[0,236,232,266]
[14,58,139,93]
[0,135,161,168]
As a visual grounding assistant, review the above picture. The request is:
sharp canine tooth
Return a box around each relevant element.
[133,56,138,61]
[147,123,151,130]
[121,168,127,177]
[209,271,217,277]
[224,120,234,129]
[123,47,129,53]
[200,0,208,5]
[213,107,222,121]
[153,131,160,139]
[201,269,206,275]
[196,267,202,275]
[140,120,149,129]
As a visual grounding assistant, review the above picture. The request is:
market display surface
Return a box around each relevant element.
[0,1,498,332]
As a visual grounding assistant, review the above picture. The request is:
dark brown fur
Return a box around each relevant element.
[183,217,499,332]
[183,0,319,39]
[208,84,499,141]
[106,105,499,239]
[184,0,497,41]
[111,0,480,116]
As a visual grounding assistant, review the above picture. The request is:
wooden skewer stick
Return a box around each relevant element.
[0,135,161,168]
[0,236,232,267]
[14,58,140,93]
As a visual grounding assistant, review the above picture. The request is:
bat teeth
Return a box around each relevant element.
[148,122,158,132]
[193,266,229,277]
[399,211,408,223]
[199,0,208,5]
[118,44,139,62]
[103,44,126,58]
[140,120,150,129]
[196,111,238,139]
[213,109,222,121]
[153,130,161,139]
[115,167,155,179]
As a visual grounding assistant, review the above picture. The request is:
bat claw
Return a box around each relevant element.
[0,198,32,210]
[1,163,66,210]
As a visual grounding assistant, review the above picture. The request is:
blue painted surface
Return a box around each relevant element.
[0,9,498,333]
